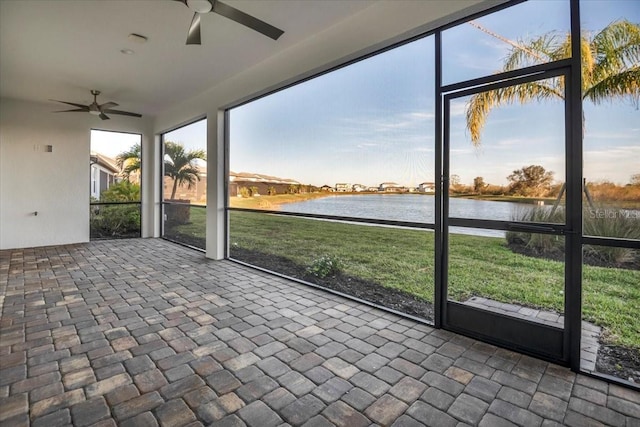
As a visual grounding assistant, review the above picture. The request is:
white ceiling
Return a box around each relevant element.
[0,0,376,117]
[0,0,495,120]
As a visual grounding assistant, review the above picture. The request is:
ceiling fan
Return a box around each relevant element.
[50,90,142,120]
[174,0,284,45]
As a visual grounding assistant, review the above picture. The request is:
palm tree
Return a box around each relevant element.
[115,143,141,180]
[164,141,206,200]
[466,20,640,146]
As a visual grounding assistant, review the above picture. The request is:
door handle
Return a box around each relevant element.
[507,223,557,233]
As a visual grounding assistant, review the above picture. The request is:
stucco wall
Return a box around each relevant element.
[0,98,154,249]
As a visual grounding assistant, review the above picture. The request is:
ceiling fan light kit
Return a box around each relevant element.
[186,0,213,14]
[50,90,142,121]
[174,0,284,45]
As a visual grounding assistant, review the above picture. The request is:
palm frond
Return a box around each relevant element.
[122,159,141,177]
[175,165,201,189]
[466,79,564,145]
[466,19,640,146]
[584,67,640,104]
[503,33,569,71]
[590,20,640,92]
[187,149,206,162]
[115,143,141,170]
[581,37,597,91]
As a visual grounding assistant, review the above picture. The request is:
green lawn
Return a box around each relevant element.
[164,206,206,249]
[169,209,639,348]
[226,211,639,348]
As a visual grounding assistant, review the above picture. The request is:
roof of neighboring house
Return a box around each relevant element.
[90,152,119,174]
[229,171,300,185]
[379,182,401,187]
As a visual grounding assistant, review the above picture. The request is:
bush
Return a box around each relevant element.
[506,206,564,255]
[506,205,639,267]
[306,255,343,278]
[239,187,251,198]
[90,181,141,239]
[90,204,140,238]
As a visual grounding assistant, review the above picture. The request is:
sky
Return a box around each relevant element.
[91,130,141,159]
[91,119,207,164]
[92,0,639,188]
[228,0,639,187]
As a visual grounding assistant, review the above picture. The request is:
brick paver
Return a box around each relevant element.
[1,239,638,426]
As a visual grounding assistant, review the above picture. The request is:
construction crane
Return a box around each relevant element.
[468,20,546,62]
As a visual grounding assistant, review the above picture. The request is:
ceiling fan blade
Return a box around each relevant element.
[99,113,110,120]
[50,99,89,109]
[186,12,202,45]
[100,102,118,110]
[213,1,284,40]
[53,108,88,113]
[103,109,142,118]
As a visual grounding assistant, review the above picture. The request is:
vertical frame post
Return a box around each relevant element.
[434,30,444,328]
[567,0,584,371]
[224,109,231,259]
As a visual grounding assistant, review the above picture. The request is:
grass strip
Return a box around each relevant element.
[172,208,639,348]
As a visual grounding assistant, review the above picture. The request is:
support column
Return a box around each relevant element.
[141,130,161,238]
[206,110,226,260]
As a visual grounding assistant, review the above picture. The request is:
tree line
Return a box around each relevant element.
[452,166,640,201]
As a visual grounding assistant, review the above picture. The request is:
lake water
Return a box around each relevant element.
[282,194,541,237]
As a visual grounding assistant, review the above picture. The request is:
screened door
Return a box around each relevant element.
[441,70,573,363]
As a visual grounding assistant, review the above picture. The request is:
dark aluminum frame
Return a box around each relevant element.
[440,67,573,364]
[221,0,639,388]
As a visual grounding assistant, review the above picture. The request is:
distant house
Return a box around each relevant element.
[229,172,301,197]
[90,153,120,200]
[320,185,333,192]
[419,182,436,193]
[378,182,406,192]
[352,184,367,192]
[335,183,351,192]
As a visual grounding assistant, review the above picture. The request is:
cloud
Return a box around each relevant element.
[493,136,557,148]
[585,131,638,140]
[584,145,640,183]
[409,111,436,120]
[449,101,468,117]
[584,145,640,159]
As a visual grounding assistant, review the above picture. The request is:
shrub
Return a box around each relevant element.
[239,187,251,198]
[90,181,141,238]
[90,204,140,238]
[306,255,343,278]
[506,206,564,256]
[506,205,639,267]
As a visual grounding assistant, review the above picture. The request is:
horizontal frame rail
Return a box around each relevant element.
[227,207,436,230]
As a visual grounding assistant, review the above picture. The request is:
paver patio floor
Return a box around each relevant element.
[1,239,638,426]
